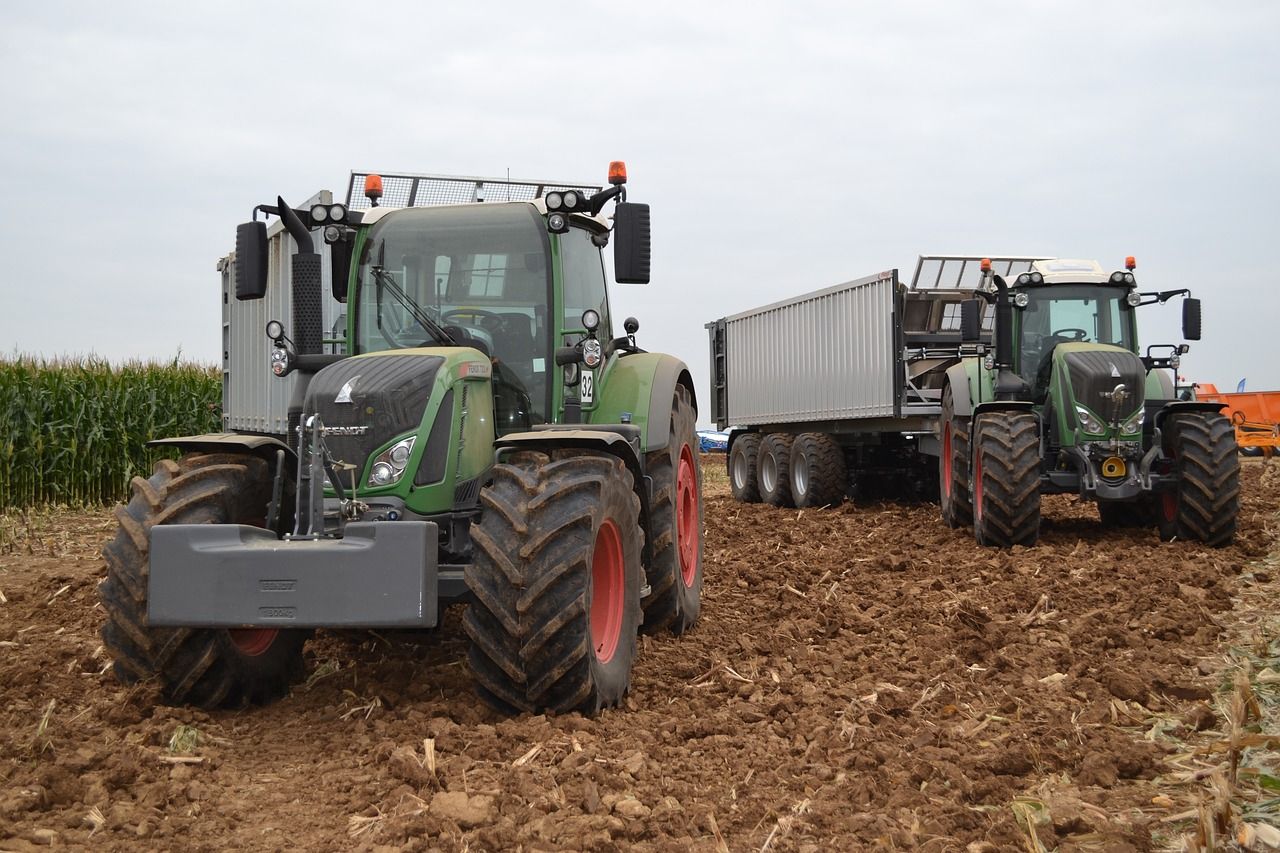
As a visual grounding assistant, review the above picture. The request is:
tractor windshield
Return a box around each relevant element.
[353,203,553,421]
[1016,284,1136,385]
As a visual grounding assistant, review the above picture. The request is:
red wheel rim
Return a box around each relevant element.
[1162,491,1177,523]
[942,422,953,497]
[227,628,277,657]
[676,444,699,587]
[590,520,624,664]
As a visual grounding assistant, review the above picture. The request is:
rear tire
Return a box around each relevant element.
[758,434,795,507]
[99,453,307,708]
[972,413,1041,547]
[642,384,704,635]
[789,433,846,508]
[1157,414,1239,546]
[464,450,643,715]
[939,385,972,528]
[728,433,762,503]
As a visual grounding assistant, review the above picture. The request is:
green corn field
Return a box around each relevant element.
[0,356,221,509]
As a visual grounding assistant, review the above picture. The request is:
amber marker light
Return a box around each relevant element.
[980,258,992,272]
[1125,256,1136,270]
[608,161,627,185]
[364,174,384,206]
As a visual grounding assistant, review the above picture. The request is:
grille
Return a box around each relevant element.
[1063,349,1146,418]
[303,354,444,474]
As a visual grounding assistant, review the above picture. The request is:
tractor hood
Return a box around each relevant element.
[1055,342,1145,425]
[303,353,446,476]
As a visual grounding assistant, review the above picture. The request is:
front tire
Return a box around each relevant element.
[972,413,1041,547]
[1158,414,1239,546]
[789,433,846,508]
[464,450,643,715]
[99,453,307,708]
[642,384,704,635]
[759,434,795,507]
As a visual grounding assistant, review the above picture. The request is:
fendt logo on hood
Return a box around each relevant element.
[335,375,361,404]
[1109,363,1121,378]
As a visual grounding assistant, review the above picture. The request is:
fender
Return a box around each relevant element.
[149,433,295,462]
[1152,400,1227,433]
[591,352,697,454]
[944,363,974,416]
[973,400,1036,418]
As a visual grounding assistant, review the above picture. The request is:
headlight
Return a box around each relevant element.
[583,338,603,368]
[1126,291,1142,307]
[310,203,329,223]
[1110,271,1125,284]
[582,309,600,332]
[328,203,347,222]
[1120,409,1144,435]
[1029,271,1043,284]
[1075,405,1107,435]
[983,353,995,370]
[546,192,563,211]
[1014,291,1029,307]
[563,191,579,209]
[547,212,568,233]
[367,435,416,488]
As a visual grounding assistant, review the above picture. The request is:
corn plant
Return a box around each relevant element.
[0,355,221,508]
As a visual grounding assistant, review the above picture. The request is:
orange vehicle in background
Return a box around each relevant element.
[1195,384,1280,457]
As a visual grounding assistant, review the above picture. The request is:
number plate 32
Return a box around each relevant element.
[580,370,594,404]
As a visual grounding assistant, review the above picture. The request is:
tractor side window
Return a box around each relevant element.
[560,227,610,335]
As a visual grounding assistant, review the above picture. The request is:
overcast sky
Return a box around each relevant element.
[3,1,1277,419]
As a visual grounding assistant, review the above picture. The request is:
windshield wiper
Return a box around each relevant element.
[371,267,457,346]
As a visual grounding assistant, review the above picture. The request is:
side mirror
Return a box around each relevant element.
[330,240,353,303]
[1182,297,1201,340]
[959,299,982,341]
[613,202,651,284]
[235,222,268,300]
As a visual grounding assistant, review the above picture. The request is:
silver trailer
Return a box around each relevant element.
[706,255,1044,506]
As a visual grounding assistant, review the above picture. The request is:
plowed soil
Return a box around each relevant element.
[2,459,1278,851]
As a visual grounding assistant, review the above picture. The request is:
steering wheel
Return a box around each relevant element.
[443,308,504,328]
[1051,328,1089,342]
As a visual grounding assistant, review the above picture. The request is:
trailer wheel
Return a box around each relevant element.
[758,434,795,507]
[99,453,307,708]
[939,385,972,528]
[643,384,704,635]
[971,413,1041,547]
[1157,414,1239,546]
[728,433,762,503]
[790,433,846,508]
[464,450,643,715]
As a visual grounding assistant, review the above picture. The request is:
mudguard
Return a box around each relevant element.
[944,364,974,415]
[591,352,696,453]
[1152,400,1227,433]
[149,433,294,461]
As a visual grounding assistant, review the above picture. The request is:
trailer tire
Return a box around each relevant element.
[99,453,307,708]
[464,450,643,715]
[1157,414,1239,546]
[728,434,762,503]
[642,384,703,635]
[759,434,795,507]
[972,413,1041,547]
[790,433,846,508]
[939,385,972,528]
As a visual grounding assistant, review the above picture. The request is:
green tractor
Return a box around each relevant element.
[99,162,704,714]
[938,257,1238,547]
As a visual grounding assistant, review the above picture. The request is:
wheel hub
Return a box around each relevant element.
[590,520,625,664]
[227,628,277,657]
[676,445,699,588]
